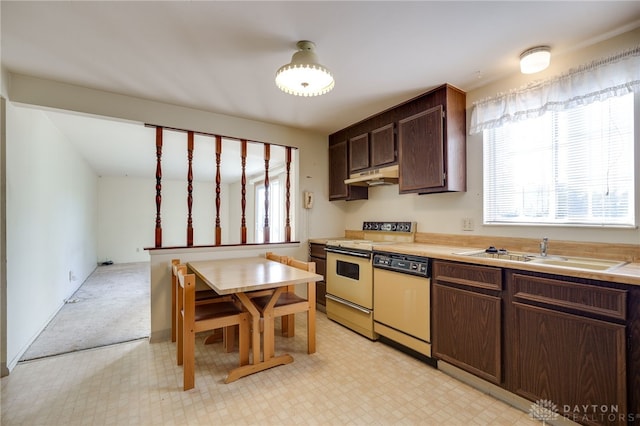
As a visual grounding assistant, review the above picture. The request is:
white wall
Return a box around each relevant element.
[1,97,8,376]
[341,29,640,246]
[5,102,98,369]
[97,176,233,263]
[1,70,10,375]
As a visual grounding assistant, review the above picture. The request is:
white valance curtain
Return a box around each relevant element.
[469,45,640,134]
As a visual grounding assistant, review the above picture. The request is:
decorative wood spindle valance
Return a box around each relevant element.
[263,143,270,243]
[145,124,297,248]
[154,127,163,248]
[240,139,247,244]
[186,131,194,247]
[215,135,222,245]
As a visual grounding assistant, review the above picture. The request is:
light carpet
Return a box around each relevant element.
[20,262,150,361]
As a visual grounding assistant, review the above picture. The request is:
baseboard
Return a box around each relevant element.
[8,299,66,371]
[149,328,170,343]
[438,361,579,426]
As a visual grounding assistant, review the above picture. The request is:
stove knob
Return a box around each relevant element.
[373,223,379,230]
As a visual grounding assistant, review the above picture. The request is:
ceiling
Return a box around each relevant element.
[2,1,640,180]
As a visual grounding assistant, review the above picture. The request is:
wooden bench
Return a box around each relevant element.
[171,258,231,345]
[250,257,316,357]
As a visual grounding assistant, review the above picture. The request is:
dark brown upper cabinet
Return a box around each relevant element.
[349,133,370,173]
[398,85,466,194]
[328,83,466,201]
[398,106,444,193]
[329,139,368,201]
[370,123,396,168]
[349,124,396,174]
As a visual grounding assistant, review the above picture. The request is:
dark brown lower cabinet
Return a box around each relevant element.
[507,271,628,426]
[433,284,502,383]
[512,302,626,425]
[432,260,502,384]
[431,261,638,426]
[309,242,327,309]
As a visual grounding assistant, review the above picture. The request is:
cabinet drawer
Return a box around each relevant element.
[309,243,326,259]
[433,260,502,291]
[511,273,627,321]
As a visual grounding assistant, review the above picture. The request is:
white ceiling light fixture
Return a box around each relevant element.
[520,46,551,74]
[275,40,335,97]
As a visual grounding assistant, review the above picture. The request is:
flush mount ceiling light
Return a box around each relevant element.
[520,46,551,74]
[275,40,334,97]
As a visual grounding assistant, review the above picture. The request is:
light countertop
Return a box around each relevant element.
[370,242,640,287]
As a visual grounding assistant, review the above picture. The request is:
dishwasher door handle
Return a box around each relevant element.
[325,294,372,315]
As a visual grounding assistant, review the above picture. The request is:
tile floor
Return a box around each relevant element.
[2,313,538,425]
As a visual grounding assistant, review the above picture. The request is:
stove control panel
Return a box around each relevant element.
[373,252,429,277]
[363,221,416,232]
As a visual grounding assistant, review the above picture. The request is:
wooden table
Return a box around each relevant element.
[187,257,322,383]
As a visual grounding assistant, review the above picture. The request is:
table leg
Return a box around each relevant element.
[224,354,293,384]
[307,281,316,354]
[235,293,261,364]
[225,287,292,383]
[262,286,283,361]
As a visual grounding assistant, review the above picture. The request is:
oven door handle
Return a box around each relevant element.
[325,294,372,314]
[325,247,371,259]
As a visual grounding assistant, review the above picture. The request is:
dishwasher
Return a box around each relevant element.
[372,251,432,357]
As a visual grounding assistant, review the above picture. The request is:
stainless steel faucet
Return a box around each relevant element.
[540,237,548,257]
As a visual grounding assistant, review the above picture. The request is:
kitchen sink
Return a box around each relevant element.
[528,256,626,271]
[454,249,626,271]
[455,249,533,262]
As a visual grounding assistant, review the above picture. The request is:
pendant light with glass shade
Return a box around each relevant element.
[275,40,335,96]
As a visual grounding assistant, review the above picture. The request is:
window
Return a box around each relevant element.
[484,92,635,227]
[254,176,284,243]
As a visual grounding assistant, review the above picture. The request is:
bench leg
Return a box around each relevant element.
[223,325,236,352]
[238,316,250,366]
[183,329,195,391]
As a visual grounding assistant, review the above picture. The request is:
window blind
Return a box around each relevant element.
[483,92,634,227]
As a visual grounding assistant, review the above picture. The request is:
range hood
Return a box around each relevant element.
[344,164,399,187]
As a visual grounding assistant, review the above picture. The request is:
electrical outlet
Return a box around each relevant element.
[462,218,474,231]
